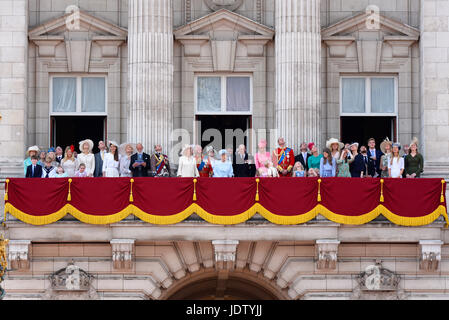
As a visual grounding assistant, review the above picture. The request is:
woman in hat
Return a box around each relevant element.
[177,145,199,178]
[404,137,424,178]
[254,139,272,171]
[307,143,322,177]
[326,138,344,162]
[212,149,234,177]
[119,143,135,177]
[24,146,40,176]
[379,138,393,178]
[388,143,404,178]
[336,148,354,177]
[61,146,77,177]
[102,141,120,177]
[76,139,95,177]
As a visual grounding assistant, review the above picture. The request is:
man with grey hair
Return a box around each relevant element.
[232,144,253,177]
[151,144,171,177]
[129,143,151,177]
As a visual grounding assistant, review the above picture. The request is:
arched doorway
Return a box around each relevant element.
[162,270,286,300]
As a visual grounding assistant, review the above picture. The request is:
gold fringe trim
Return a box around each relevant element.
[4,202,448,227]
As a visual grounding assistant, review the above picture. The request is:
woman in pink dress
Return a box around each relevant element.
[254,139,272,171]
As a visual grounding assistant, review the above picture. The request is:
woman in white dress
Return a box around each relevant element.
[119,143,134,177]
[76,139,95,177]
[177,144,199,177]
[61,146,77,177]
[388,143,404,178]
[103,141,120,177]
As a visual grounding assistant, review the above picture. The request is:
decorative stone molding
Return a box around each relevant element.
[7,240,31,270]
[357,261,400,291]
[323,37,355,58]
[211,40,237,71]
[110,239,135,270]
[419,240,443,272]
[204,0,243,12]
[212,240,239,270]
[315,239,340,270]
[44,262,98,300]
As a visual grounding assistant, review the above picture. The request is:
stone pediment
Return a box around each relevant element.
[174,9,274,40]
[321,11,420,40]
[28,9,127,40]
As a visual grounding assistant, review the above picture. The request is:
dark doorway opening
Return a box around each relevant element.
[196,115,251,152]
[51,116,106,154]
[341,116,396,147]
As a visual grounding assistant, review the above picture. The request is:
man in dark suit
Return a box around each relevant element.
[129,143,151,177]
[232,144,253,177]
[55,146,63,164]
[25,155,43,178]
[94,140,108,177]
[294,142,311,172]
[366,138,383,177]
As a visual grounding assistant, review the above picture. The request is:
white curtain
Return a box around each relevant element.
[226,77,250,112]
[342,78,365,113]
[371,78,394,113]
[52,77,76,112]
[197,77,221,112]
[82,78,106,112]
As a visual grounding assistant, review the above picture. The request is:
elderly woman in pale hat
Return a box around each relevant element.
[118,143,135,177]
[76,139,95,177]
[212,149,234,177]
[404,137,424,178]
[326,138,344,162]
[379,138,393,178]
[102,141,120,177]
[24,145,40,176]
[177,144,199,177]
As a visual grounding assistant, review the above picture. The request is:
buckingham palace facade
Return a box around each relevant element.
[1,0,449,300]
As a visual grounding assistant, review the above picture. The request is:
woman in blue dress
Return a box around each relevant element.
[319,148,336,177]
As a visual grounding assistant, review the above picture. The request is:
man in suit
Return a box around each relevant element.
[129,143,151,177]
[233,144,253,177]
[94,140,108,177]
[55,146,64,164]
[294,142,311,172]
[366,138,383,177]
[25,155,43,178]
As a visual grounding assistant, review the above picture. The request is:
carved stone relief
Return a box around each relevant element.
[204,0,244,12]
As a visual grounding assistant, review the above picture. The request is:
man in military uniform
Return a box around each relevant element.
[151,144,171,177]
[273,137,295,177]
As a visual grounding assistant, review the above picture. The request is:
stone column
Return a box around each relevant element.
[0,0,28,178]
[275,0,321,151]
[128,0,173,156]
[420,0,449,174]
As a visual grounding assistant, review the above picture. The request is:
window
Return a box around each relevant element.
[195,75,252,114]
[51,75,107,115]
[340,76,397,115]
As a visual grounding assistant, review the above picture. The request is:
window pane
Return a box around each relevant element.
[342,78,365,113]
[197,77,221,112]
[226,77,250,112]
[82,78,106,112]
[52,77,76,112]
[371,78,395,113]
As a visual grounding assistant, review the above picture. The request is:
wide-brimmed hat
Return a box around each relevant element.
[380,137,393,154]
[119,142,136,156]
[26,145,40,156]
[409,137,419,148]
[349,142,359,149]
[326,138,344,151]
[79,139,94,153]
[108,140,119,149]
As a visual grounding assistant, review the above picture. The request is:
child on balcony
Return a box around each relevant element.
[54,165,68,178]
[74,163,88,177]
[292,162,306,177]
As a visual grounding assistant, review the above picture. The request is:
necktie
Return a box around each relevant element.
[32,165,35,176]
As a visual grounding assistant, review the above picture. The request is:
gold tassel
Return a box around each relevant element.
[193,179,197,201]
[441,180,446,203]
[67,179,72,202]
[4,179,9,201]
[317,179,322,202]
[129,179,134,203]
[255,178,260,202]
[380,179,384,203]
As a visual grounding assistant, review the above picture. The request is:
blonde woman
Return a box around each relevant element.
[61,146,77,177]
[177,145,199,177]
[326,138,344,162]
[76,139,95,177]
[102,141,120,177]
[119,143,134,177]
[388,143,404,178]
